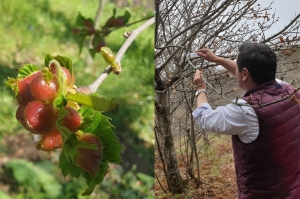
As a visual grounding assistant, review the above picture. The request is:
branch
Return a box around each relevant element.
[155,0,237,71]
[81,17,155,94]
[90,0,106,45]
[86,0,106,66]
[154,0,232,59]
[249,88,300,108]
[155,45,192,52]
[126,16,154,27]
[262,13,300,43]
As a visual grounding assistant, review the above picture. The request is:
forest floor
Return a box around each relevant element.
[155,135,237,199]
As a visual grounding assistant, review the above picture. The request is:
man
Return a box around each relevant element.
[192,43,300,199]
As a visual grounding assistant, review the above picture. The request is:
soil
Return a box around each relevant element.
[155,137,238,199]
[0,132,54,164]
[0,131,59,194]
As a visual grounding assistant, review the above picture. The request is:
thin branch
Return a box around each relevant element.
[262,13,300,43]
[155,0,232,59]
[155,45,193,52]
[84,17,155,93]
[155,173,168,194]
[91,0,106,45]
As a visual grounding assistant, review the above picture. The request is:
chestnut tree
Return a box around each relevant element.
[155,0,300,194]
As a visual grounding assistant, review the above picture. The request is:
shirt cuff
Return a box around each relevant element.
[192,103,213,119]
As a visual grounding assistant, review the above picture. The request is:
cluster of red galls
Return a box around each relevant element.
[15,62,80,151]
[12,61,102,177]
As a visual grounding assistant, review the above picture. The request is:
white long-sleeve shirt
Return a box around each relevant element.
[192,99,259,143]
[192,79,287,144]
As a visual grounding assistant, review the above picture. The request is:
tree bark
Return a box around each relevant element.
[155,91,184,194]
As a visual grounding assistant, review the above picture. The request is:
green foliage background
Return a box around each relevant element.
[0,0,154,198]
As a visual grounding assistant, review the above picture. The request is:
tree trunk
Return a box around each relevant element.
[155,91,184,194]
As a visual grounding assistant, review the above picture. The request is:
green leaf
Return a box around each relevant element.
[57,106,122,195]
[59,151,82,178]
[75,12,85,26]
[76,106,94,130]
[58,151,70,177]
[89,48,96,59]
[44,54,73,75]
[5,159,62,198]
[89,33,105,57]
[5,64,39,96]
[77,34,87,55]
[44,54,52,67]
[52,55,73,75]
[112,7,117,16]
[82,161,108,196]
[49,60,68,95]
[82,185,96,196]
[53,93,67,108]
[137,172,154,185]
[5,77,18,96]
[123,10,131,24]
[95,160,109,183]
[66,93,117,112]
[74,12,92,55]
[103,8,117,28]
[84,110,123,163]
[103,8,131,28]
[62,136,78,159]
[56,108,79,159]
[17,64,39,79]
[77,139,98,150]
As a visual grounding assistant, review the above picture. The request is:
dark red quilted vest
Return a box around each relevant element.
[232,80,300,199]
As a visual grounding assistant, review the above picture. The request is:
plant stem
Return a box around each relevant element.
[85,17,155,93]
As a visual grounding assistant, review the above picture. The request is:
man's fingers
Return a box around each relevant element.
[196,52,204,57]
[196,49,208,57]
[195,49,207,53]
[197,70,202,76]
[194,70,201,78]
[193,70,202,83]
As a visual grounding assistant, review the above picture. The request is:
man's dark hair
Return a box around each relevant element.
[237,43,277,84]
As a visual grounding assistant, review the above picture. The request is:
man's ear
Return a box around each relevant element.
[242,68,250,81]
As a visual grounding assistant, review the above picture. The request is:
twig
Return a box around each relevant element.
[83,17,155,93]
[251,88,300,108]
[155,173,168,194]
[86,0,106,66]
[185,53,234,102]
[89,0,106,48]
[160,52,300,109]
[262,13,300,43]
[155,45,193,53]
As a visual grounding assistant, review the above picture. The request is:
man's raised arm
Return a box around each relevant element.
[196,49,237,76]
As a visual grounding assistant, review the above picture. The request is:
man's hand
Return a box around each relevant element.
[193,70,206,90]
[196,49,218,62]
[196,48,237,76]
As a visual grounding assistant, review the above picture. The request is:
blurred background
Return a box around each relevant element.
[0,0,154,198]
